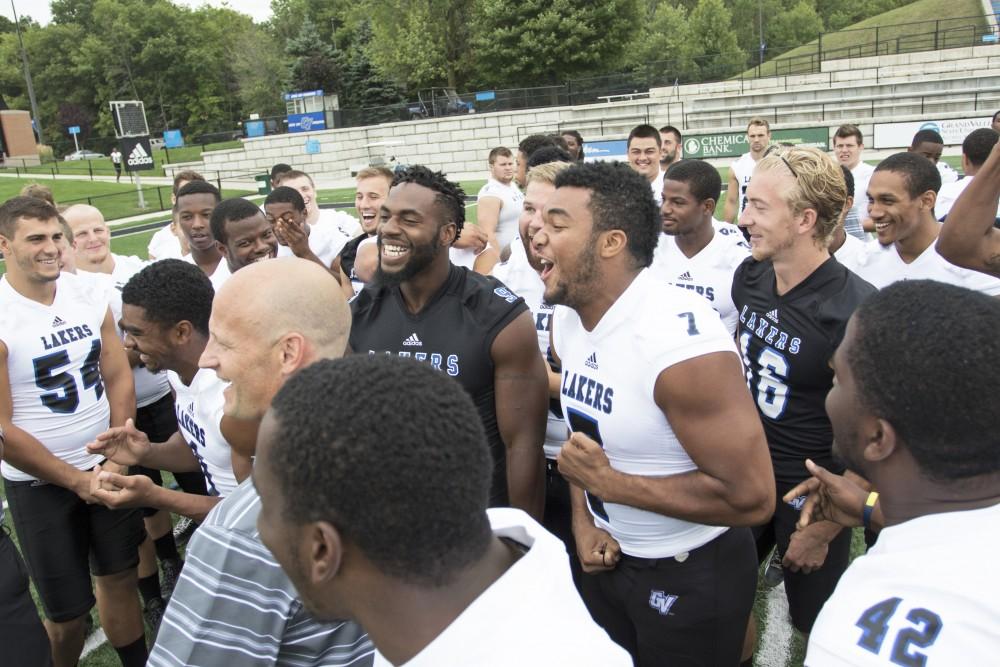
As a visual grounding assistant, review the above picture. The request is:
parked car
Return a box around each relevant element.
[64,149,105,161]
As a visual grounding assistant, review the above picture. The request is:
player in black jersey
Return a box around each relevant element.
[349,166,548,519]
[733,146,877,650]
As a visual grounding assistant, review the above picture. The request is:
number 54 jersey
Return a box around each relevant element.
[0,273,111,481]
[732,256,876,485]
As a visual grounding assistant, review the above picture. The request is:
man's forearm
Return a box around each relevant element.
[506,438,544,520]
[148,485,220,522]
[1,423,88,490]
[143,432,201,473]
[106,371,136,428]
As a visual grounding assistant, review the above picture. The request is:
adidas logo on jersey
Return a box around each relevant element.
[677,271,693,281]
[584,353,598,370]
[51,316,66,327]
[127,142,154,167]
[402,333,422,347]
[765,309,779,323]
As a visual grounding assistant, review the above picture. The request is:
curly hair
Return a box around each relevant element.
[392,165,466,238]
[121,259,214,335]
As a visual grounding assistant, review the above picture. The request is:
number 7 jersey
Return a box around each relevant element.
[731,256,876,485]
[0,273,112,481]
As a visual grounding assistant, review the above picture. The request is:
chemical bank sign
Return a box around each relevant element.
[683,127,829,159]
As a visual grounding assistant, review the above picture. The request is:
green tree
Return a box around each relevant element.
[470,0,641,86]
[688,0,746,80]
[286,17,344,93]
[623,3,700,83]
[339,20,404,110]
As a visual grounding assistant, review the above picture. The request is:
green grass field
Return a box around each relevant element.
[747,0,987,77]
[13,141,244,179]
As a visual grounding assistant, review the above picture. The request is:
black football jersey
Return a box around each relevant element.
[349,264,528,505]
[732,256,876,484]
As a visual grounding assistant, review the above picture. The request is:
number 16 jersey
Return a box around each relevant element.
[0,273,111,481]
[732,256,876,485]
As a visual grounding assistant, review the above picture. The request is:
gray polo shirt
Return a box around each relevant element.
[148,478,373,666]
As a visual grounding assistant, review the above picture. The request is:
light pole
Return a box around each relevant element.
[10,1,43,147]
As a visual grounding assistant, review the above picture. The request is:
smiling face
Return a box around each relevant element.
[222,212,278,270]
[65,207,111,265]
[355,176,391,236]
[738,168,800,261]
[280,175,319,218]
[177,192,219,252]
[518,180,557,273]
[120,303,176,374]
[628,137,661,182]
[866,170,927,246]
[375,182,453,287]
[533,186,601,308]
[0,217,63,284]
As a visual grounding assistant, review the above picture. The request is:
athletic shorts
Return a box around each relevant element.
[753,479,852,634]
[4,477,145,622]
[0,527,51,664]
[580,527,757,667]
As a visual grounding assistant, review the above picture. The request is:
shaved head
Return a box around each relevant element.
[62,204,105,227]
[63,203,111,268]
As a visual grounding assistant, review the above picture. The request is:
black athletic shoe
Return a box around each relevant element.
[160,557,183,601]
[144,597,166,637]
[763,550,784,588]
[172,517,195,546]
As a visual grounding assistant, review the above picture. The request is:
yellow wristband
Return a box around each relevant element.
[862,491,879,530]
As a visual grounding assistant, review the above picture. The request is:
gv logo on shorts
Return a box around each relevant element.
[649,590,678,616]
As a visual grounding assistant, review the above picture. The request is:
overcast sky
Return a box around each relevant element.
[0,0,274,25]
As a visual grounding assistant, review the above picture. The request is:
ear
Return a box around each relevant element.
[844,194,854,213]
[439,221,458,247]
[863,417,899,463]
[308,521,345,585]
[216,241,229,259]
[174,320,194,345]
[0,234,11,255]
[278,332,307,374]
[703,198,717,217]
[918,189,937,213]
[797,207,819,236]
[599,229,629,259]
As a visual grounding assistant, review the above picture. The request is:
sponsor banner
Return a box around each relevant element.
[163,129,184,148]
[584,139,628,162]
[873,117,991,149]
[245,120,266,138]
[288,111,325,133]
[683,127,829,159]
[283,89,323,101]
[120,136,155,171]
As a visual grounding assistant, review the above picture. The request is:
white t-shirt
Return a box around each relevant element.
[492,252,564,459]
[712,218,749,247]
[833,234,869,275]
[147,224,184,261]
[0,273,111,481]
[448,245,493,272]
[651,169,665,206]
[936,176,1000,221]
[167,368,238,497]
[372,508,631,667]
[476,179,524,250]
[852,240,1000,295]
[276,215,348,268]
[731,152,758,219]
[847,161,876,239]
[182,254,231,292]
[649,230,749,335]
[938,161,958,185]
[807,502,1000,667]
[552,269,736,558]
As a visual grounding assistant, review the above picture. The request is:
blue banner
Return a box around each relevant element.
[584,140,628,163]
[245,121,266,138]
[284,90,324,101]
[163,129,184,148]
[305,139,321,154]
[68,125,81,135]
[287,112,325,133]
[475,91,496,102]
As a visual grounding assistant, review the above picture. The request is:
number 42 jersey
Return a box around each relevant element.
[732,256,876,485]
[0,273,111,481]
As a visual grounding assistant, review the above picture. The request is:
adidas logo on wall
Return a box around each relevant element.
[765,309,779,322]
[402,332,422,347]
[51,316,66,327]
[584,352,599,370]
[677,271,693,281]
[126,142,154,167]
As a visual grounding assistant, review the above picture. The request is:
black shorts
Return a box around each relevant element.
[0,527,51,665]
[580,527,757,666]
[4,477,145,622]
[753,479,852,634]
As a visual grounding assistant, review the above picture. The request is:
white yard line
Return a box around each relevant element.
[757,583,793,667]
[81,628,107,659]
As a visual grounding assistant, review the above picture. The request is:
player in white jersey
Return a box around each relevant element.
[175,180,230,290]
[276,169,359,263]
[650,159,750,335]
[829,165,870,272]
[853,152,1000,295]
[833,124,875,238]
[908,128,959,184]
[780,281,1000,666]
[937,130,1000,277]
[532,162,774,665]
[87,260,257,522]
[264,186,352,278]
[723,117,772,224]
[0,197,148,666]
[477,146,525,251]
[935,127,1000,221]
[147,170,204,261]
[209,197,279,273]
[627,124,665,206]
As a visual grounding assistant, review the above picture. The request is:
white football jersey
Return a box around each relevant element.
[167,368,238,497]
[731,152,758,219]
[833,234,869,275]
[492,250,564,459]
[649,231,749,335]
[650,169,665,207]
[0,273,112,481]
[852,240,1000,295]
[552,269,736,558]
[477,179,524,250]
[181,254,231,292]
[712,218,749,247]
[808,502,1000,666]
[276,214,348,268]
[147,225,184,260]
[848,162,876,239]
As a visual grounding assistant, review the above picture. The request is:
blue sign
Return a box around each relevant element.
[284,90,324,101]
[163,129,184,148]
[245,121,266,138]
[68,125,81,135]
[305,139,321,155]
[475,91,496,102]
[584,140,628,163]
[288,112,325,133]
